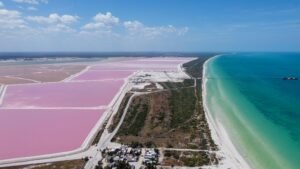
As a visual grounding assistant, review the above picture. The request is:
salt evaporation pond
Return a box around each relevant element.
[2,80,124,108]
[0,109,104,160]
[73,70,134,81]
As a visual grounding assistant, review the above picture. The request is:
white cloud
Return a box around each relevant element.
[0,1,4,8]
[26,13,78,32]
[93,12,119,25]
[0,10,190,51]
[27,6,37,11]
[82,12,119,30]
[27,13,78,25]
[0,9,26,29]
[44,24,76,33]
[123,20,144,31]
[124,20,188,38]
[12,0,48,5]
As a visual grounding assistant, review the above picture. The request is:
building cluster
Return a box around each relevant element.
[102,146,141,169]
[100,146,160,169]
[143,149,159,166]
[131,74,151,84]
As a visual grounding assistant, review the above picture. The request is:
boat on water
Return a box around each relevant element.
[282,77,298,80]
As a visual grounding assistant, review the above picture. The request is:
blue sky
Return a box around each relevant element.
[0,0,300,52]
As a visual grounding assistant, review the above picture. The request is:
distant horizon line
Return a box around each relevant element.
[0,51,300,54]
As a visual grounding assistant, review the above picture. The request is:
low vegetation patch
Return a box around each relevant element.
[159,79,194,89]
[92,118,109,145]
[114,56,218,157]
[169,87,196,128]
[116,95,150,136]
[114,80,217,150]
[183,55,214,78]
[108,93,133,133]
[3,159,86,169]
[162,150,219,167]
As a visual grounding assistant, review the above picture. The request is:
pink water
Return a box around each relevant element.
[2,80,124,108]
[91,66,178,71]
[90,63,179,71]
[88,58,186,72]
[73,70,133,81]
[0,57,192,160]
[137,58,194,62]
[0,109,104,160]
[121,60,185,65]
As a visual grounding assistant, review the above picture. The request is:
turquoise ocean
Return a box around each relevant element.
[205,53,300,169]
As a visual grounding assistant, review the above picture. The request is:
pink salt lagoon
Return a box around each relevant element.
[90,63,179,72]
[87,57,193,72]
[0,57,193,161]
[2,80,124,108]
[121,60,186,65]
[0,109,104,160]
[73,70,134,81]
[137,57,194,62]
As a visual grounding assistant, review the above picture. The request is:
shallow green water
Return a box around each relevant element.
[205,53,300,169]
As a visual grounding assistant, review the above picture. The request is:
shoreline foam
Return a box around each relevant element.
[202,56,252,169]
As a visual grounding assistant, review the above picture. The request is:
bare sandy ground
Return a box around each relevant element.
[0,65,86,85]
[0,77,34,84]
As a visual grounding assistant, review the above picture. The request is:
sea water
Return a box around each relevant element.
[205,53,300,169]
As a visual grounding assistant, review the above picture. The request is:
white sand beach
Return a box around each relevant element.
[202,56,252,169]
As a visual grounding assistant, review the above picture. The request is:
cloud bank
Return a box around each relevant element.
[0,2,189,51]
[12,0,48,5]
